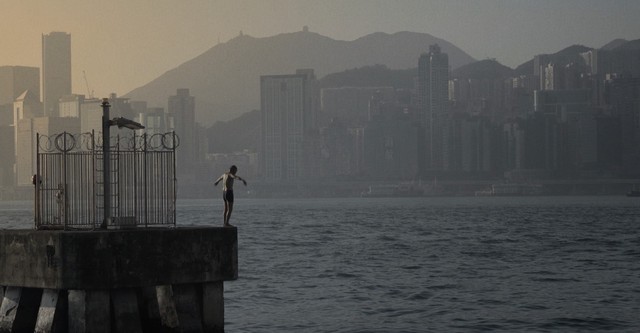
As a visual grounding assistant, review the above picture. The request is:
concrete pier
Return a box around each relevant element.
[0,227,237,332]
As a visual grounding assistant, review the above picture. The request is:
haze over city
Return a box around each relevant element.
[1,2,640,331]
[2,0,639,98]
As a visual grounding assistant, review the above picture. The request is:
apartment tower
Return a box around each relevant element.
[260,69,318,182]
[42,32,71,117]
[168,88,196,168]
[417,44,449,173]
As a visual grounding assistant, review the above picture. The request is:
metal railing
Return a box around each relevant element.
[35,131,178,230]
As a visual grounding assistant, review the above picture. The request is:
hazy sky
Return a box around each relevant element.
[2,0,639,99]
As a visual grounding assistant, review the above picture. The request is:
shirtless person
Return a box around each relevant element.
[214,165,247,227]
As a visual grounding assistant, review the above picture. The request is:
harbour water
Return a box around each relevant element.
[2,196,639,332]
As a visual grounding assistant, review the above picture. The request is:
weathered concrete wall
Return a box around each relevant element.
[0,227,238,289]
[0,227,236,332]
[0,282,225,333]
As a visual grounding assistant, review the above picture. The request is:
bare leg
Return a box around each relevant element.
[225,202,234,226]
[223,201,229,225]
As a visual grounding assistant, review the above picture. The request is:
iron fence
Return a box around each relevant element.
[35,131,178,230]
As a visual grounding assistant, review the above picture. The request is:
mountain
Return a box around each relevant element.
[124,30,475,125]
[452,59,513,80]
[317,58,516,91]
[206,109,261,153]
[600,39,628,51]
[319,64,416,89]
[612,39,640,50]
[513,44,592,76]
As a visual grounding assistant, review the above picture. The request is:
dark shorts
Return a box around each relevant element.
[223,190,234,203]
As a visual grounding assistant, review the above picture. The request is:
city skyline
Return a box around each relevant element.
[1,0,639,99]
[2,2,640,197]
[1,44,640,197]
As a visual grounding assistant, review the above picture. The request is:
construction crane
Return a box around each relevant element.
[83,70,94,99]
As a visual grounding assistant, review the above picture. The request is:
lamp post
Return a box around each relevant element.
[101,99,111,228]
[101,98,144,229]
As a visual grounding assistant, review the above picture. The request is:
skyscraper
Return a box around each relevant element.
[417,44,449,174]
[260,69,318,182]
[168,88,196,167]
[42,32,71,117]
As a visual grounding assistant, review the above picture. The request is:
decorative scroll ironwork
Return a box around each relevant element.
[35,131,178,230]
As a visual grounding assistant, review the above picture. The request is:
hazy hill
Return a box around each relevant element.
[317,58,515,91]
[319,58,515,91]
[452,59,513,80]
[319,64,416,89]
[124,30,475,125]
[511,40,640,77]
[601,39,628,51]
[613,39,640,50]
[206,109,261,153]
[513,44,592,76]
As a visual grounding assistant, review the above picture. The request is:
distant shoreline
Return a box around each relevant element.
[3,178,639,202]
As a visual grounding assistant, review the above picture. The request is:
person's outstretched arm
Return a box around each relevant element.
[214,175,223,186]
[235,175,247,185]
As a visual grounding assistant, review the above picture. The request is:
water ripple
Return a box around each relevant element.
[3,197,640,332]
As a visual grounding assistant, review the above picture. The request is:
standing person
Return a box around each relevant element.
[214,165,247,227]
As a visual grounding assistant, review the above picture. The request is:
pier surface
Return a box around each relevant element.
[0,227,237,333]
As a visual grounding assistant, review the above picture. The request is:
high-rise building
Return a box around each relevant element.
[603,77,640,176]
[363,99,419,179]
[15,116,80,186]
[79,98,102,133]
[138,107,171,136]
[417,44,449,174]
[168,89,196,167]
[13,90,44,186]
[260,69,319,182]
[534,54,551,90]
[321,87,395,126]
[0,66,40,106]
[0,102,15,186]
[0,122,13,187]
[59,94,84,118]
[133,101,172,136]
[557,94,597,170]
[42,32,71,117]
[8,90,42,188]
[167,89,209,196]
